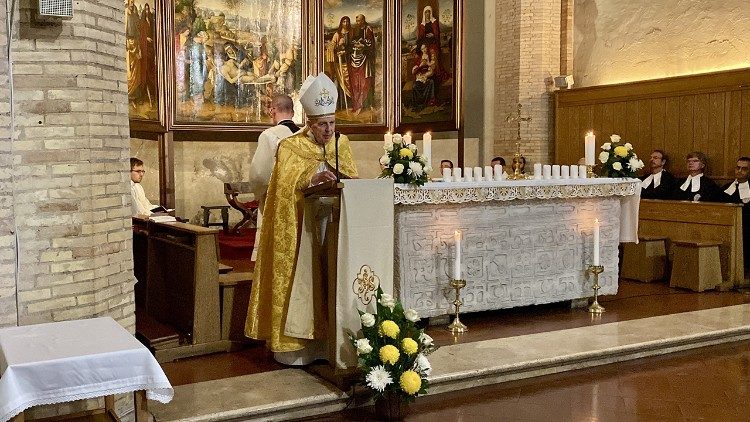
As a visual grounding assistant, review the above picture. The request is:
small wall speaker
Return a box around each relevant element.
[38,0,73,18]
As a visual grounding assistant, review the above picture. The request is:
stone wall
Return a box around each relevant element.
[573,0,750,87]
[0,0,17,326]
[10,0,134,334]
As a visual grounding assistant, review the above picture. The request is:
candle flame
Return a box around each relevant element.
[454,229,462,239]
[594,218,600,224]
[587,131,593,136]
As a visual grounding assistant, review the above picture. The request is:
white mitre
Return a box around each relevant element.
[299,72,337,118]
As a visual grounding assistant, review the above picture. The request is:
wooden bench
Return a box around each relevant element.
[670,240,723,292]
[218,271,253,342]
[621,235,668,282]
[638,199,745,289]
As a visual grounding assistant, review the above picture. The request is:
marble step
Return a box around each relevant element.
[150,304,750,422]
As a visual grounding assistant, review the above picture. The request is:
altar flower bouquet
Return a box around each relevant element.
[379,134,431,186]
[597,134,644,178]
[350,287,436,406]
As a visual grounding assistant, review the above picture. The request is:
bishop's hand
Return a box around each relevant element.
[311,170,337,186]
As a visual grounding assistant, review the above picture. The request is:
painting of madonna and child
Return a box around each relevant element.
[173,0,303,126]
[322,0,386,127]
[400,0,456,127]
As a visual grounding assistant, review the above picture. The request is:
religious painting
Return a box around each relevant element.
[170,0,305,129]
[126,0,165,128]
[397,0,460,131]
[321,0,388,130]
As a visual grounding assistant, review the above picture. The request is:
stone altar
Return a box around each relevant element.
[393,179,640,318]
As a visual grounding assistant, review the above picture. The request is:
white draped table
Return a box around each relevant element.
[393,178,640,318]
[0,317,173,422]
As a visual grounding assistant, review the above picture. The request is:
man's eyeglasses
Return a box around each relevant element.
[131,170,146,174]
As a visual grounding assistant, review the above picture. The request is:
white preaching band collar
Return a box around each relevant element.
[679,173,703,193]
[724,180,750,203]
[641,170,663,189]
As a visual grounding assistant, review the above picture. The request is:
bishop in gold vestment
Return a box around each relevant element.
[245,73,358,359]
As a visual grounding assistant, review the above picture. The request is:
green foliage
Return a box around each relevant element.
[378,136,430,186]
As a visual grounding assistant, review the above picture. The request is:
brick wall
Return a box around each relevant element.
[0,0,18,326]
[494,0,561,166]
[9,0,134,333]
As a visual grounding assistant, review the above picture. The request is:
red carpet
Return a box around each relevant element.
[217,228,256,260]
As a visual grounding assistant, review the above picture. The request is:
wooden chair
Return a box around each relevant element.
[224,182,258,234]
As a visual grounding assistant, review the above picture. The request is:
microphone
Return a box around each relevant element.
[334,131,340,182]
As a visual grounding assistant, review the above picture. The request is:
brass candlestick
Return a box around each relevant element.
[586,165,597,178]
[447,279,467,333]
[587,265,605,314]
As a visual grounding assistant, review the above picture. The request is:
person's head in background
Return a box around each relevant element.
[491,157,506,167]
[512,156,526,173]
[130,157,145,183]
[577,157,586,166]
[268,94,294,125]
[734,157,750,183]
[440,159,454,170]
[649,150,668,174]
[685,151,707,177]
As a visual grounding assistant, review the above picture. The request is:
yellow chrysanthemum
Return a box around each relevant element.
[379,344,400,365]
[380,320,400,339]
[614,145,628,158]
[400,370,422,395]
[399,148,413,159]
[401,338,418,355]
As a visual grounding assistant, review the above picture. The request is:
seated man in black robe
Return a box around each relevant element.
[640,149,677,199]
[672,151,721,202]
[720,157,750,270]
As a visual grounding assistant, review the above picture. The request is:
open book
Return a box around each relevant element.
[150,206,175,213]
[149,215,177,223]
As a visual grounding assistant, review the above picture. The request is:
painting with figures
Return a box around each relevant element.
[126,0,159,121]
[172,0,303,127]
[399,0,457,128]
[322,0,386,128]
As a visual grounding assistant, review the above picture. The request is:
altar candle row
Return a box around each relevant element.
[533,164,589,180]
[442,165,505,182]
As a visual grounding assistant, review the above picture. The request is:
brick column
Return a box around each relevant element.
[10,0,134,329]
[494,0,561,165]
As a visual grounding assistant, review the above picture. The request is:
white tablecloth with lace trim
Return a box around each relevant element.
[393,178,640,318]
[0,317,173,422]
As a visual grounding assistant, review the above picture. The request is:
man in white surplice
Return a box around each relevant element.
[247,94,300,261]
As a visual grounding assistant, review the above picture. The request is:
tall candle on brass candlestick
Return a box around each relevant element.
[593,219,600,266]
[422,132,432,170]
[454,230,462,280]
[585,132,596,166]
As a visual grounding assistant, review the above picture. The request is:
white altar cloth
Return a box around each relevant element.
[0,317,173,422]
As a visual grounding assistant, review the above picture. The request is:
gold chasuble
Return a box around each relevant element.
[245,129,358,352]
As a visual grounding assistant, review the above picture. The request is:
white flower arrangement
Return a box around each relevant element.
[379,136,429,186]
[597,134,644,177]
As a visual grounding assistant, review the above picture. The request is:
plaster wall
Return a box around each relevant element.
[573,0,750,87]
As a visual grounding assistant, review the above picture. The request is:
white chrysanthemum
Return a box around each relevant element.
[379,154,390,166]
[419,155,428,165]
[414,354,432,376]
[601,142,611,151]
[408,143,417,152]
[361,312,375,327]
[384,142,394,152]
[355,338,373,355]
[419,332,433,347]
[624,142,633,151]
[404,308,420,322]
[393,134,403,145]
[379,293,396,310]
[612,162,623,170]
[628,157,644,170]
[599,151,609,163]
[366,366,393,392]
[610,134,621,142]
[393,163,405,175]
[408,161,424,177]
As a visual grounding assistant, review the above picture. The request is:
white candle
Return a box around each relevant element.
[570,165,579,178]
[442,167,451,181]
[473,166,483,181]
[454,230,462,280]
[593,219,600,266]
[579,164,587,179]
[464,167,473,180]
[561,165,570,179]
[585,132,596,166]
[384,132,393,146]
[493,164,502,181]
[453,167,462,182]
[484,166,493,181]
[552,165,561,179]
[543,165,552,180]
[403,132,412,144]
[422,132,432,170]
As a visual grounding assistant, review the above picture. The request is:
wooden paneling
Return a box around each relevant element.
[555,68,750,178]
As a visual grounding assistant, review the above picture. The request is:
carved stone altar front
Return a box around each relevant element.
[394,192,627,318]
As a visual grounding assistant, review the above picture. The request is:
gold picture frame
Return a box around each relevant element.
[167,0,308,131]
[396,0,461,132]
